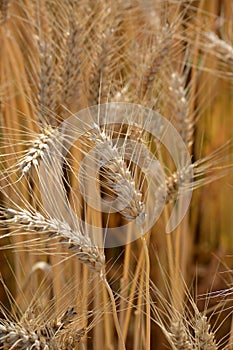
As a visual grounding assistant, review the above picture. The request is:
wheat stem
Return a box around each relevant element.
[101,274,126,350]
[141,235,151,350]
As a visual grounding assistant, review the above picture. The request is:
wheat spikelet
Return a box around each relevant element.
[19,125,61,175]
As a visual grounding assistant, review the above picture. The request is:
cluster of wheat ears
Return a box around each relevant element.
[0,0,233,349]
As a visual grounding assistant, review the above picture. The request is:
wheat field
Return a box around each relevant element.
[0,0,233,349]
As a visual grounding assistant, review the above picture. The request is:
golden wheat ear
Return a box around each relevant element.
[0,207,105,272]
[162,139,233,205]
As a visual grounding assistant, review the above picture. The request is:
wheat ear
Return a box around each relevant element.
[205,31,233,67]
[139,24,172,100]
[0,207,105,272]
[0,321,50,350]
[164,141,233,203]
[85,123,146,224]
[0,307,86,350]
[194,315,218,350]
[8,114,145,224]
[168,70,194,150]
[170,319,194,350]
[0,207,126,348]
[61,12,81,108]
